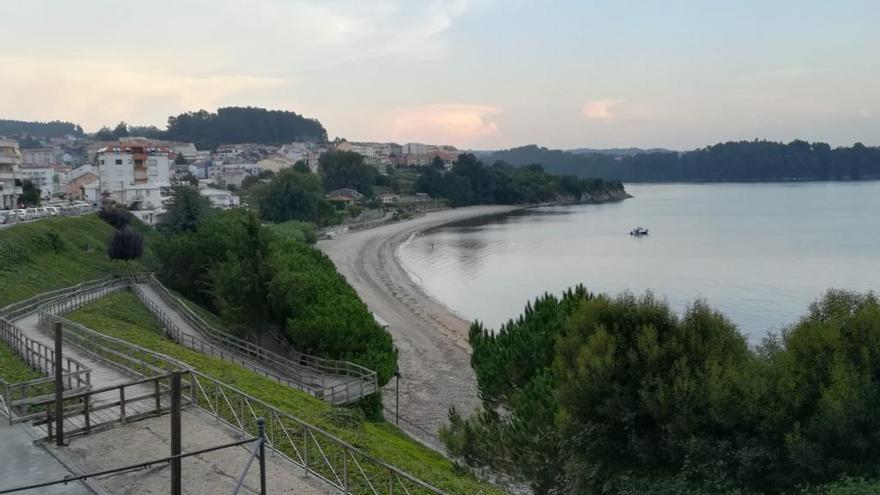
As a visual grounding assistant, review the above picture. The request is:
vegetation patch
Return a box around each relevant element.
[0,215,156,306]
[67,291,503,495]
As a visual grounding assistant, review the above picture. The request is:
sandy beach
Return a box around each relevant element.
[317,205,521,448]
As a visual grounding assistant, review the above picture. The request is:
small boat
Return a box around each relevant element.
[629,227,649,236]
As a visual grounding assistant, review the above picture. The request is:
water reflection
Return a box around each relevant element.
[398,182,880,342]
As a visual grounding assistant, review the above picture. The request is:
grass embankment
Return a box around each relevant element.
[67,291,504,495]
[0,215,157,306]
[0,342,43,384]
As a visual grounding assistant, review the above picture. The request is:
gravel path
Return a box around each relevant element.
[318,206,521,448]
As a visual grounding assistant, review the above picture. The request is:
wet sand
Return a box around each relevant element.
[317,206,521,448]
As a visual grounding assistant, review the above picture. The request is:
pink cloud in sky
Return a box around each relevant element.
[384,103,503,146]
[582,99,624,120]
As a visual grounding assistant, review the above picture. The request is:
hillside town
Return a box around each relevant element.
[0,133,457,225]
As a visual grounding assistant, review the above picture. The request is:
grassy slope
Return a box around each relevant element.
[0,215,157,306]
[0,342,42,383]
[68,291,504,495]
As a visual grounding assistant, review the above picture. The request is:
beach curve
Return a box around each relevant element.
[317,205,521,448]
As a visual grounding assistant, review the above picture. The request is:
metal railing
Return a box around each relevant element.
[31,302,445,494]
[189,371,445,494]
[142,274,378,404]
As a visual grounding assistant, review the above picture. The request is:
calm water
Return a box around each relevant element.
[398,182,880,342]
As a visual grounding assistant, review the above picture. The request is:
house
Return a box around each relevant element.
[67,165,99,202]
[256,155,295,174]
[378,192,400,204]
[326,188,364,204]
[96,143,172,224]
[18,164,71,198]
[198,186,240,209]
[0,139,22,209]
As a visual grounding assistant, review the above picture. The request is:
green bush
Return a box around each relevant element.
[447,287,880,494]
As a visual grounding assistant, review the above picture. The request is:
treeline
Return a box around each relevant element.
[153,189,396,414]
[443,287,880,494]
[162,106,327,149]
[489,141,880,182]
[0,118,84,138]
[415,154,628,206]
[93,107,327,149]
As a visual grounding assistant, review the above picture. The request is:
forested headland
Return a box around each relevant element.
[415,153,629,206]
[489,141,880,182]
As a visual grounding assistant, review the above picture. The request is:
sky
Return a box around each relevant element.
[1,0,878,150]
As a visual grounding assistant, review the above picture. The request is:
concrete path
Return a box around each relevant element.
[0,421,94,494]
[48,408,331,495]
[11,312,153,432]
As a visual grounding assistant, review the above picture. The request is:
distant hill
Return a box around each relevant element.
[488,141,880,182]
[163,106,327,150]
[0,119,84,138]
[567,147,672,157]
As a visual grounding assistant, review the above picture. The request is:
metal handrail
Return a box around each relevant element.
[30,298,444,494]
[140,275,378,403]
[146,274,378,380]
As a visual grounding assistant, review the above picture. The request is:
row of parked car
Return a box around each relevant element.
[0,202,95,225]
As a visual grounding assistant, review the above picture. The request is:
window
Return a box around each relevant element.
[115,159,122,165]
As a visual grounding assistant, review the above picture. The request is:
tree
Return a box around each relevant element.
[98,206,133,229]
[159,186,213,234]
[165,107,327,149]
[293,160,311,173]
[174,152,188,165]
[19,180,41,206]
[430,155,446,169]
[251,168,325,223]
[318,150,375,196]
[107,227,144,262]
[111,121,129,139]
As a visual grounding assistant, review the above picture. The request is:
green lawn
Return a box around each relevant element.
[0,342,43,384]
[0,215,157,306]
[67,291,505,495]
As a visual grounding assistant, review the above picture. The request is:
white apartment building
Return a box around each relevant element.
[0,139,22,209]
[279,142,327,173]
[21,147,58,166]
[97,143,171,215]
[18,165,70,198]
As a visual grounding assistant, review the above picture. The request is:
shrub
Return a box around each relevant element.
[98,207,133,229]
[107,227,144,262]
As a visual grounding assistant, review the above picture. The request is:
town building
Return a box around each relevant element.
[198,186,240,209]
[378,192,400,204]
[18,164,70,198]
[21,147,58,166]
[96,143,172,224]
[0,138,22,209]
[279,142,327,173]
[67,165,99,202]
[326,188,364,204]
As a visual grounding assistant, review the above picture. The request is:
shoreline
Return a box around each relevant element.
[317,205,523,447]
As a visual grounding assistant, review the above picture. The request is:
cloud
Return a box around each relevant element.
[582,99,624,120]
[0,58,285,130]
[383,103,502,146]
